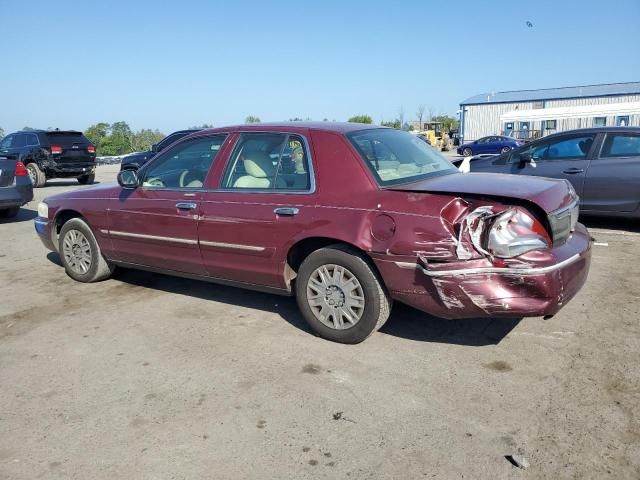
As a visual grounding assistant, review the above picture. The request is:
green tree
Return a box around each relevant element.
[245,116,261,123]
[347,115,373,124]
[381,119,401,129]
[431,115,459,131]
[189,124,214,129]
[131,129,165,152]
[85,122,111,152]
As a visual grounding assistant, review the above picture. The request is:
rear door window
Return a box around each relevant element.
[221,133,311,191]
[25,133,39,146]
[600,134,640,158]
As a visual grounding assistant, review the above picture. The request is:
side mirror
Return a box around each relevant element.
[151,143,159,153]
[117,169,139,189]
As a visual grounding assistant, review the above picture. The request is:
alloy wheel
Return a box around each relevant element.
[306,264,365,330]
[62,229,92,275]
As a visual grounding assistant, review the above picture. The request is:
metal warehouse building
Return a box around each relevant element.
[459,81,640,143]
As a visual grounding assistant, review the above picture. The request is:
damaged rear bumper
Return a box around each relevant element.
[373,223,591,320]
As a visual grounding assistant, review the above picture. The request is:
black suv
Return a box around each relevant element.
[0,130,96,188]
[120,129,201,171]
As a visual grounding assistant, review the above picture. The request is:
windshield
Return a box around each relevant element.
[346,128,456,186]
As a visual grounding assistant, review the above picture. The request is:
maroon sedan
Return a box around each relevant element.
[34,123,591,343]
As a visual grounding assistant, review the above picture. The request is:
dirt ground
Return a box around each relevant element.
[1,165,639,479]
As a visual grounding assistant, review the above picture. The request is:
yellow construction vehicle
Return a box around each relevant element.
[420,122,451,151]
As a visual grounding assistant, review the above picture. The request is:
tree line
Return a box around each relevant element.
[1,108,459,155]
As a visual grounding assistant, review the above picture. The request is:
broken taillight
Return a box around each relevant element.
[487,207,551,258]
[15,162,28,176]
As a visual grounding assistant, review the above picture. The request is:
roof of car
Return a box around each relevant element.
[194,122,386,135]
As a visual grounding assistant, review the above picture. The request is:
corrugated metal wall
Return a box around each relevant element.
[462,94,640,141]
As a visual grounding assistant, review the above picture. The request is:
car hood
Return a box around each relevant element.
[386,172,574,213]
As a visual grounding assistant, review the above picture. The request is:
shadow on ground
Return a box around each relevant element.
[580,215,640,233]
[46,252,519,346]
[0,207,37,224]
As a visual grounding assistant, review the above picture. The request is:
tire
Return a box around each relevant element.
[58,218,114,283]
[462,147,473,157]
[26,162,46,188]
[295,244,391,344]
[500,146,512,154]
[77,174,95,185]
[0,207,19,218]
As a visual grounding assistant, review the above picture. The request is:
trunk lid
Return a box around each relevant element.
[45,131,96,165]
[0,158,16,187]
[385,172,575,214]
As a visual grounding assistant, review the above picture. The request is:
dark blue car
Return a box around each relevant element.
[120,129,201,171]
[457,135,523,157]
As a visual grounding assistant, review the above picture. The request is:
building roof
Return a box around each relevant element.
[460,81,640,105]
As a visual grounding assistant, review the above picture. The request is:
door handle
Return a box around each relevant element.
[274,207,299,216]
[563,168,584,174]
[176,202,197,210]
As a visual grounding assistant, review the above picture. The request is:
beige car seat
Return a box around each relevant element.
[233,150,284,188]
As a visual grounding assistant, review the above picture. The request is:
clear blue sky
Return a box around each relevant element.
[1,0,639,134]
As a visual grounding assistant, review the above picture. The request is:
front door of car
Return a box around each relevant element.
[198,131,317,289]
[582,132,640,213]
[507,133,597,199]
[107,134,227,274]
[474,137,489,154]
[0,134,23,161]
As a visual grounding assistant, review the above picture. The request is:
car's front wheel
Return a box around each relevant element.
[59,218,114,282]
[295,245,391,344]
[462,147,473,157]
[77,174,95,185]
[500,146,512,154]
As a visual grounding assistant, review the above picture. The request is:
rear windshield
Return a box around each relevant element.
[45,132,92,146]
[346,128,456,186]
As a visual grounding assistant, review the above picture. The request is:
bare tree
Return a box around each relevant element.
[416,105,426,130]
[427,106,435,122]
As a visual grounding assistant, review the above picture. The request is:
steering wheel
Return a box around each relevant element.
[179,170,189,188]
[143,176,164,187]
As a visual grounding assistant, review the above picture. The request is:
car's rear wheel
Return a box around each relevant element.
[59,218,114,282]
[77,174,95,185]
[0,207,19,218]
[500,146,512,154]
[295,245,391,344]
[26,162,46,188]
[462,147,473,157]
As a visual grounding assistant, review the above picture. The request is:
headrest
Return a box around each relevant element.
[243,151,274,178]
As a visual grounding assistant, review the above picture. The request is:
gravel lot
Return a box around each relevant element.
[1,165,639,479]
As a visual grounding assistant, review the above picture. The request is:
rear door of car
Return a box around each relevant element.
[107,134,228,274]
[581,131,640,213]
[197,130,318,289]
[506,133,597,199]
